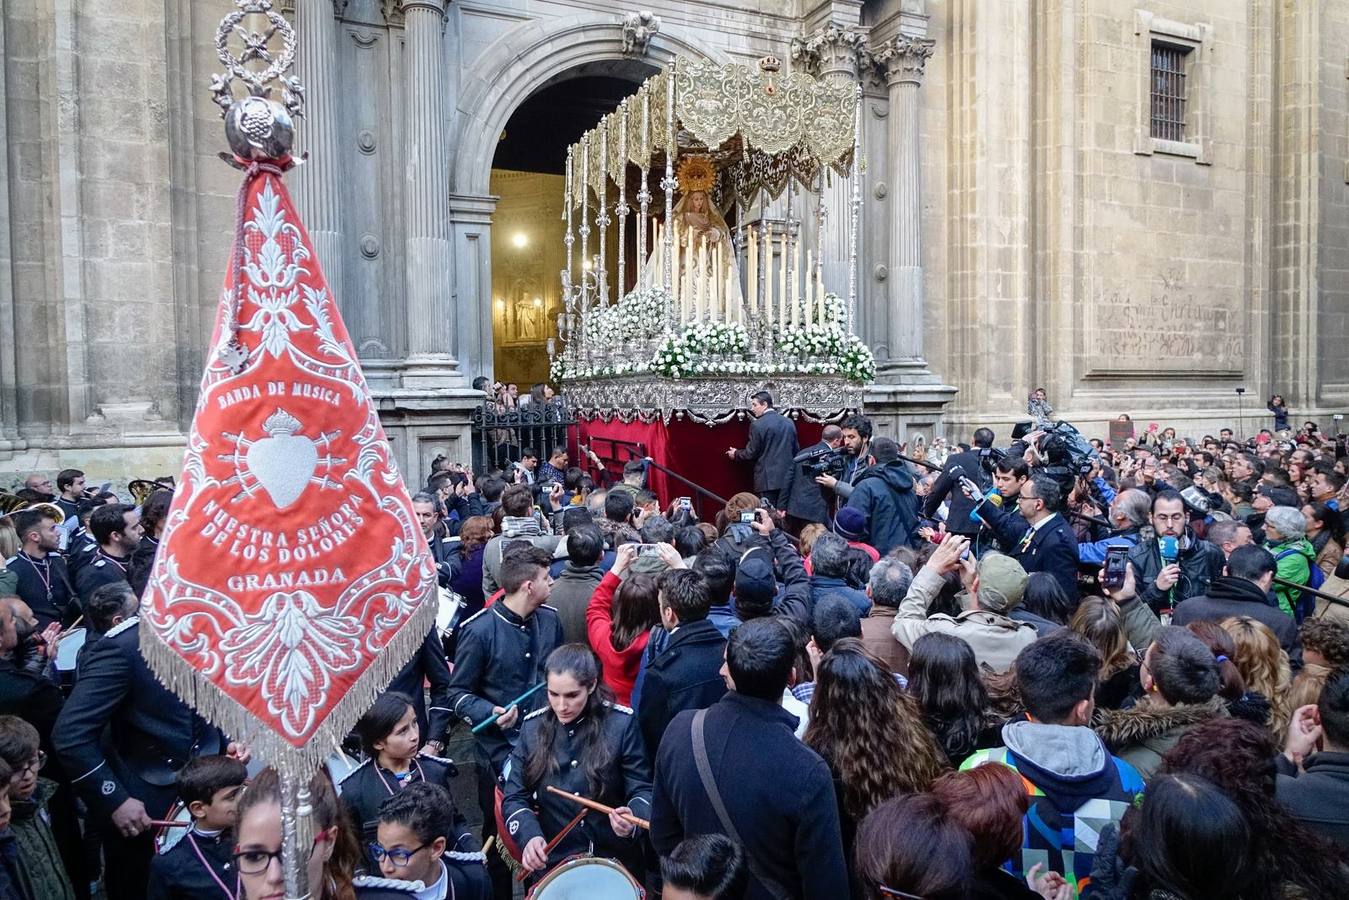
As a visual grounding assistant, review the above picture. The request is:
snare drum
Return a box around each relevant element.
[326,749,362,789]
[54,627,86,673]
[154,801,192,855]
[526,856,644,899]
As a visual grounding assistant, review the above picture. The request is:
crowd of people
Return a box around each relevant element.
[1,388,1348,899]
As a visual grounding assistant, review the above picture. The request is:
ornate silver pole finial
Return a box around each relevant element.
[211,0,306,167]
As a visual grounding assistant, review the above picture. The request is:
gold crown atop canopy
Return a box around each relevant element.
[676,155,717,194]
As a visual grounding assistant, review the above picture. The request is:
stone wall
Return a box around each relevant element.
[1,0,1347,484]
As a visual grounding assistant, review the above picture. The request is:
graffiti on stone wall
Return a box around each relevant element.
[1090,268,1244,372]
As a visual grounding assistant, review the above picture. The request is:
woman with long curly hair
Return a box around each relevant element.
[805,637,947,892]
[234,766,363,900]
[1152,718,1349,899]
[1222,615,1293,740]
[500,644,651,880]
[906,632,1002,766]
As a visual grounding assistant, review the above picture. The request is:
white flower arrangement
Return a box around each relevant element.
[586,287,669,348]
[558,290,875,384]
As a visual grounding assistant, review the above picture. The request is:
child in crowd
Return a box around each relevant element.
[339,692,477,867]
[0,759,25,900]
[354,782,490,899]
[146,754,248,900]
[0,716,75,900]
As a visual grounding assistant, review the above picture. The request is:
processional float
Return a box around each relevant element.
[552,56,873,424]
[140,2,437,898]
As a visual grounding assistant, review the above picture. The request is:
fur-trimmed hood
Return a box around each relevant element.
[1093,695,1228,752]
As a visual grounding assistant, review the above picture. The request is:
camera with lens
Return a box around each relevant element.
[977,446,1009,476]
[795,444,847,479]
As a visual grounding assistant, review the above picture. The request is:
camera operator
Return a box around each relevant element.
[844,437,919,555]
[814,414,872,500]
[922,428,996,538]
[785,424,844,528]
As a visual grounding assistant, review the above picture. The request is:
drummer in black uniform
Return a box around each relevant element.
[501,643,652,880]
[337,691,476,858]
[445,545,563,895]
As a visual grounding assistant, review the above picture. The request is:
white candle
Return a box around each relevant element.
[778,231,788,326]
[726,260,737,325]
[652,221,662,287]
[816,260,825,322]
[805,250,814,323]
[763,226,773,325]
[695,237,707,322]
[747,226,758,319]
[714,241,723,321]
[787,238,798,323]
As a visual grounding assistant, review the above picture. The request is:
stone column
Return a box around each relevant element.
[872,36,935,379]
[400,0,460,386]
[290,0,345,314]
[790,23,866,298]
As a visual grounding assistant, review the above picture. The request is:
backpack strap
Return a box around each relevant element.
[691,709,792,899]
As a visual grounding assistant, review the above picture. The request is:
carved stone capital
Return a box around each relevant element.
[621,10,661,57]
[870,35,936,87]
[380,0,403,25]
[790,22,868,81]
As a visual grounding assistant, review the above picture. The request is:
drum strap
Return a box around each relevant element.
[691,710,791,899]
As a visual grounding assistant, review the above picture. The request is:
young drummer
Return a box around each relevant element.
[147,755,248,900]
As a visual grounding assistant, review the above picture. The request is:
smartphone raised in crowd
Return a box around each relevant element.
[635,543,663,558]
[1102,545,1130,591]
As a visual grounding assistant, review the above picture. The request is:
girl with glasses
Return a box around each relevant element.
[338,692,477,871]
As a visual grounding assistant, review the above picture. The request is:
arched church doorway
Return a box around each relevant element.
[489,60,656,389]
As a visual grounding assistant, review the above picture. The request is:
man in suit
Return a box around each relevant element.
[726,390,799,508]
[967,473,1080,601]
[784,424,843,529]
[52,608,245,900]
[922,428,996,538]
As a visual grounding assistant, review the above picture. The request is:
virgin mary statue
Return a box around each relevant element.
[641,156,745,311]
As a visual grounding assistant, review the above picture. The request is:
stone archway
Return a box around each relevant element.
[451,15,730,196]
[447,15,729,386]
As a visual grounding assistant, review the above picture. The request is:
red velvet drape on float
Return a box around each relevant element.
[578,415,823,519]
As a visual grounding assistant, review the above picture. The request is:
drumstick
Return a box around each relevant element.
[61,616,83,634]
[545,785,650,830]
[150,820,191,828]
[481,836,495,858]
[471,682,546,734]
[515,808,587,883]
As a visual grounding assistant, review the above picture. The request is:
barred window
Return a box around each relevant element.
[1150,42,1189,142]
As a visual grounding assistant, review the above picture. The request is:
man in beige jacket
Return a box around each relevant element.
[891,535,1038,672]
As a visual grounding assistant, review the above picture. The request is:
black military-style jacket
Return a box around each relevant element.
[52,618,227,823]
[337,754,475,853]
[147,827,235,900]
[501,702,652,866]
[74,550,131,607]
[445,602,563,774]
[3,551,75,628]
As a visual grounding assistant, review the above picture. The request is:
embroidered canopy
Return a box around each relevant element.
[568,57,858,205]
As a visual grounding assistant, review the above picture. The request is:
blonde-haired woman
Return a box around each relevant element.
[1221,615,1293,741]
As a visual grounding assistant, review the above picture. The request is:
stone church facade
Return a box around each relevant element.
[0,0,1344,485]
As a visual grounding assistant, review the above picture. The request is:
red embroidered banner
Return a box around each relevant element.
[141,171,436,771]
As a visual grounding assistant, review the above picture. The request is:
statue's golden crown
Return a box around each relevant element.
[676,155,716,194]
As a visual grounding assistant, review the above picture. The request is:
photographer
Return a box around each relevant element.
[814,414,872,501]
[922,428,996,538]
[844,437,919,556]
[786,424,845,528]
